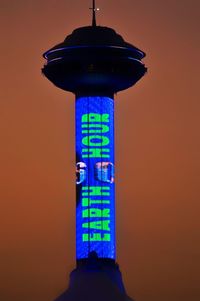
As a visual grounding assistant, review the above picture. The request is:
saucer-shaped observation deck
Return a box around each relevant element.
[42,26,147,96]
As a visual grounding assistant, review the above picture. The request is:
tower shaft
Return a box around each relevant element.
[76,96,115,261]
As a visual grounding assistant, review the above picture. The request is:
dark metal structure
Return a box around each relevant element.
[42,1,146,96]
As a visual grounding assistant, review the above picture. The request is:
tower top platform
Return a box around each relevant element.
[42,25,147,95]
[44,26,145,60]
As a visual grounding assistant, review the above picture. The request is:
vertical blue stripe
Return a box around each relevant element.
[76,96,115,260]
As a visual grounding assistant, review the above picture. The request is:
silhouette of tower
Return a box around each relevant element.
[42,1,147,300]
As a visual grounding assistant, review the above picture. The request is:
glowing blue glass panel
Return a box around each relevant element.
[76,96,115,260]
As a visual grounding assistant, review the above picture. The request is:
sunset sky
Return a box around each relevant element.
[0,1,200,301]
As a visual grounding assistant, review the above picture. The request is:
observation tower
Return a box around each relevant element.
[42,1,147,300]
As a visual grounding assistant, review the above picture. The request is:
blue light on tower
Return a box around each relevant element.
[76,96,115,260]
[42,1,147,300]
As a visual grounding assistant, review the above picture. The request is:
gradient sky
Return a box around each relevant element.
[0,1,200,301]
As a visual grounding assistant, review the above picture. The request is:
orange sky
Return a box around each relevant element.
[0,1,200,301]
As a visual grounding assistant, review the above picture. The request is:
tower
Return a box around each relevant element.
[42,1,147,300]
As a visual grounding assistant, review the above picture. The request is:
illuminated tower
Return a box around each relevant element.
[42,1,147,300]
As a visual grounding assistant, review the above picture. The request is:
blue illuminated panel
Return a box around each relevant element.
[76,96,115,260]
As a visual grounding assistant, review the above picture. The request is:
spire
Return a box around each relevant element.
[90,0,99,27]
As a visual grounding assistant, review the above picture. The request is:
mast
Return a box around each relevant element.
[90,0,97,27]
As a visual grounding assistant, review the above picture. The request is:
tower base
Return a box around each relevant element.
[54,257,134,301]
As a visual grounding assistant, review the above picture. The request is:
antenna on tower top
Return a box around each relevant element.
[90,0,99,27]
